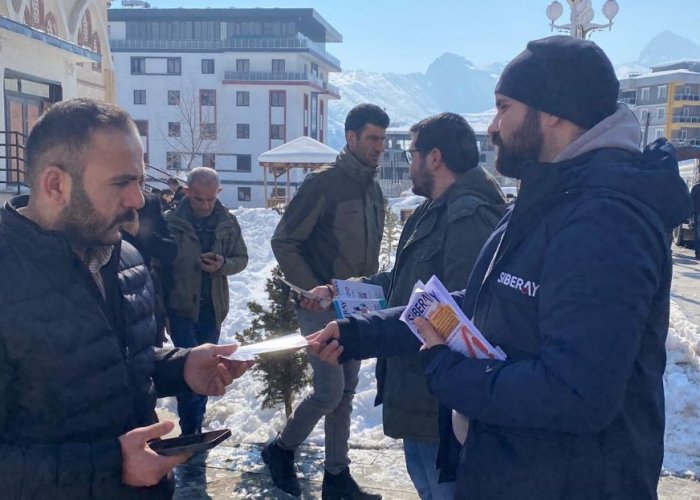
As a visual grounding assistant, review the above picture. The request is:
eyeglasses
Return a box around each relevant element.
[405,149,421,163]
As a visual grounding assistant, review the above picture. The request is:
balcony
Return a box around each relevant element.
[674,93,700,102]
[671,138,700,147]
[619,97,636,105]
[109,33,341,69]
[672,116,700,124]
[223,71,340,96]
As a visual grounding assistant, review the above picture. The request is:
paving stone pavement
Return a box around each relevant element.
[167,245,700,499]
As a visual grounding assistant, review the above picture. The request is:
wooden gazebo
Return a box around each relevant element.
[258,136,338,210]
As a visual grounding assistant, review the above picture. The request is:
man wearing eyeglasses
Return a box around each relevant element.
[307,112,506,499]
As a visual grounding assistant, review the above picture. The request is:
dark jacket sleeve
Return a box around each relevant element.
[420,198,665,434]
[337,305,422,362]
[152,347,191,397]
[360,270,392,296]
[271,175,327,290]
[218,213,248,276]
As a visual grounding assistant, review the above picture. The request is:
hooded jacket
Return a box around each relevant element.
[0,197,191,499]
[271,147,384,289]
[362,166,506,443]
[337,106,692,499]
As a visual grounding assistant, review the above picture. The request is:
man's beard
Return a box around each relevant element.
[493,108,544,179]
[58,177,136,248]
[411,157,434,198]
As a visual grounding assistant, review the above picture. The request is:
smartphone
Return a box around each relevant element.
[148,429,231,456]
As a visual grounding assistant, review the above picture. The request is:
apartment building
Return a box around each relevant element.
[619,61,700,148]
[108,7,341,207]
[1,0,113,200]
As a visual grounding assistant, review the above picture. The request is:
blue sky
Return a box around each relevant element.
[128,1,700,73]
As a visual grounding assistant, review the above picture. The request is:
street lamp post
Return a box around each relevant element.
[546,0,620,39]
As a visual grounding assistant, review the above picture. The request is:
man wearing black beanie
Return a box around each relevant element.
[306,36,692,500]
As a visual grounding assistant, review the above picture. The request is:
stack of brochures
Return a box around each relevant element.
[330,279,387,319]
[400,275,506,360]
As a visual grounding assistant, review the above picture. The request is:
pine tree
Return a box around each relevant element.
[379,200,401,271]
[236,266,311,418]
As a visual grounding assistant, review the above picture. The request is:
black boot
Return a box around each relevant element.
[262,440,301,497]
[322,467,382,500]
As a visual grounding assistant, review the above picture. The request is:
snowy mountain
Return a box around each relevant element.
[327,31,700,149]
[638,31,700,68]
[327,53,497,150]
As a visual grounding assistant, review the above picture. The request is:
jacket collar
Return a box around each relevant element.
[335,146,379,183]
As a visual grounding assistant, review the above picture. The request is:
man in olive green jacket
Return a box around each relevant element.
[264,104,388,499]
[360,113,506,499]
[165,167,248,435]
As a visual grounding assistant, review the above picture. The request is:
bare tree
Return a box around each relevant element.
[159,83,218,173]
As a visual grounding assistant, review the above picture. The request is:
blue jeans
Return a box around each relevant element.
[168,306,220,435]
[403,439,455,500]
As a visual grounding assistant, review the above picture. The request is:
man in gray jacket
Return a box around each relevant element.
[266,104,388,499]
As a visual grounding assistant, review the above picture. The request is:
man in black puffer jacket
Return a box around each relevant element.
[0,98,252,499]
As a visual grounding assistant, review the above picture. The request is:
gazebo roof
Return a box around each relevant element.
[258,136,338,166]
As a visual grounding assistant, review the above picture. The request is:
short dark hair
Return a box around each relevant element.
[25,98,137,187]
[167,178,180,188]
[344,103,390,134]
[410,112,479,174]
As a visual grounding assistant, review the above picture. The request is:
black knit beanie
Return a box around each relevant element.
[495,36,619,130]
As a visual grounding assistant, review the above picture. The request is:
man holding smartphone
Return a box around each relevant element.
[165,167,249,436]
[0,98,253,498]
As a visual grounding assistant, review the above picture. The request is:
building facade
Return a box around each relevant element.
[619,61,700,148]
[0,0,114,200]
[108,7,341,208]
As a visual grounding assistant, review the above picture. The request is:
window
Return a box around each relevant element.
[167,57,181,75]
[657,85,668,100]
[134,120,148,137]
[202,153,216,169]
[200,123,217,140]
[166,152,181,171]
[640,109,649,122]
[236,59,250,73]
[270,91,286,107]
[236,91,250,106]
[133,90,146,105]
[641,87,650,101]
[479,153,487,163]
[237,155,252,172]
[272,59,285,73]
[237,123,250,139]
[201,58,215,74]
[200,89,216,106]
[131,57,145,74]
[168,90,180,105]
[655,129,664,139]
[168,122,181,137]
[658,107,666,120]
[270,124,285,140]
[272,187,286,197]
[238,187,251,202]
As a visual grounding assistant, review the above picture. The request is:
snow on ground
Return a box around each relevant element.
[160,206,700,474]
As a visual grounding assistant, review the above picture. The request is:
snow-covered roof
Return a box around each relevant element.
[258,136,338,165]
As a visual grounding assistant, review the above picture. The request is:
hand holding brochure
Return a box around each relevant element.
[330,279,387,319]
[280,278,332,309]
[226,333,308,361]
[400,275,506,360]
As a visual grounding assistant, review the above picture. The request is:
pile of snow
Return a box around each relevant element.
[159,207,700,474]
